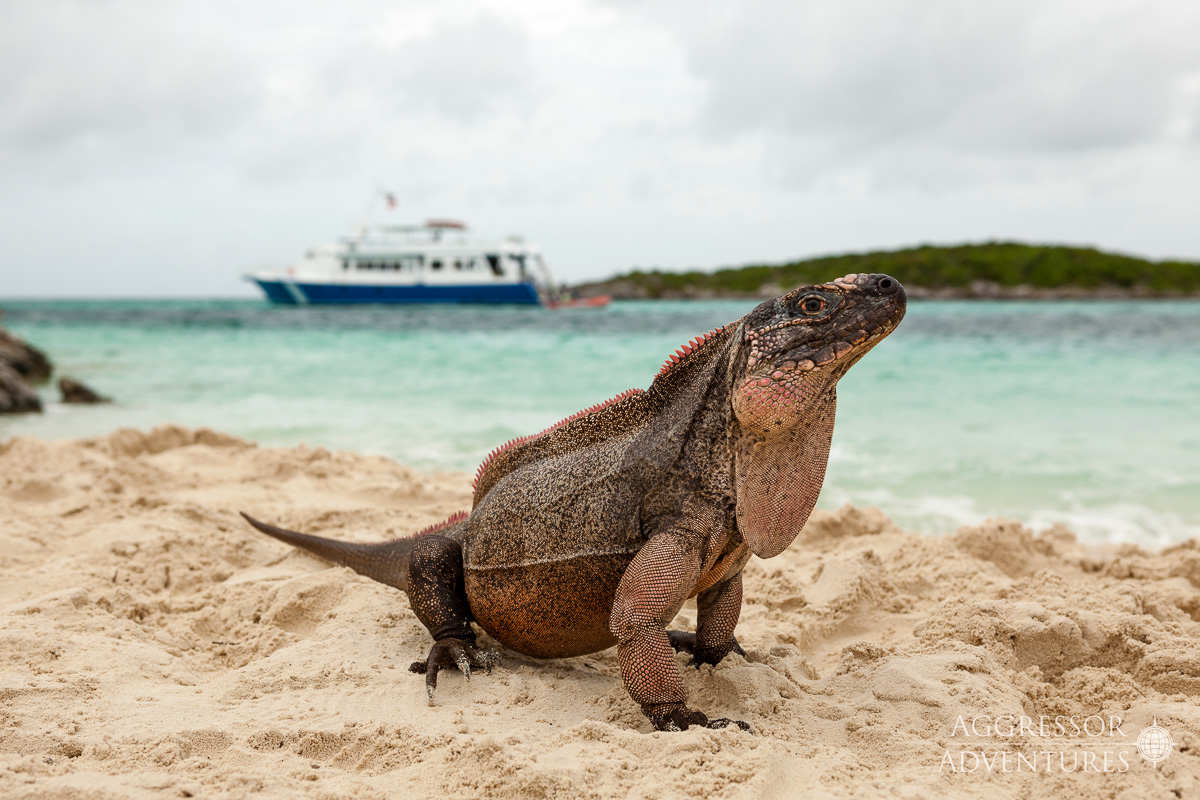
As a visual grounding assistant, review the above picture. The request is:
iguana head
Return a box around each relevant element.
[733,272,906,435]
[732,273,906,558]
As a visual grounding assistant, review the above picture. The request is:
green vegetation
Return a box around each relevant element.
[603,242,1200,298]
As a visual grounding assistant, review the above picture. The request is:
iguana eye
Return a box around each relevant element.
[800,295,826,315]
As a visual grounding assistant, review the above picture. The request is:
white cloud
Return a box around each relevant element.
[625,0,1200,186]
[1,0,1199,296]
[736,2,1190,148]
[0,0,264,166]
[371,12,538,124]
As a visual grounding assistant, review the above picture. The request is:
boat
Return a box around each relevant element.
[245,218,608,307]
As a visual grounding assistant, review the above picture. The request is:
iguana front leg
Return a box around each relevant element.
[610,535,751,732]
[668,572,747,666]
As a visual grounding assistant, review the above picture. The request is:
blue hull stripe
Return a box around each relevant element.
[252,280,542,306]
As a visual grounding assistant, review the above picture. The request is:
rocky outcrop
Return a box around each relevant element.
[0,329,52,384]
[0,323,55,417]
[0,320,112,413]
[0,363,42,413]
[0,324,49,414]
[59,376,110,404]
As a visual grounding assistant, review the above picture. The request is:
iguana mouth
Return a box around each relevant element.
[778,314,903,370]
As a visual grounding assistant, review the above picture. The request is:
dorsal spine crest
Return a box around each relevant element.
[655,326,727,378]
[472,387,645,493]
[413,510,469,538]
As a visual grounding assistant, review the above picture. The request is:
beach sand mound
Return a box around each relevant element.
[1,425,1197,799]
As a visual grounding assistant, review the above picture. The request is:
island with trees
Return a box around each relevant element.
[573,242,1200,300]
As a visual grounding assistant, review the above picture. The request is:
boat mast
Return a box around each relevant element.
[354,187,394,241]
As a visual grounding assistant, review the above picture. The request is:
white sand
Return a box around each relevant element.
[1,425,1197,798]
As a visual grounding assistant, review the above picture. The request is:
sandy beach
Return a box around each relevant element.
[1,425,1197,798]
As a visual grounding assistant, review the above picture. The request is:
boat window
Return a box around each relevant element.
[511,254,527,278]
[486,254,503,276]
[455,260,463,270]
[341,259,349,271]
[431,260,442,270]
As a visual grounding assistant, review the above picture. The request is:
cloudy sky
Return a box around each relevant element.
[2,0,1198,297]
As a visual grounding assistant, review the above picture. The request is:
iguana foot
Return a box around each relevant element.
[408,638,501,700]
[667,630,746,667]
[647,706,752,733]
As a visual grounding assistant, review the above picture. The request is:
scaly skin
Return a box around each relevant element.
[240,272,906,732]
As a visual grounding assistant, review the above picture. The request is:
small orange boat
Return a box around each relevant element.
[544,295,612,310]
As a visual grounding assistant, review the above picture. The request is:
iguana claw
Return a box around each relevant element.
[408,638,502,700]
[667,630,746,667]
[649,707,752,733]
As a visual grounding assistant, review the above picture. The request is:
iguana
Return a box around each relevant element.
[241,272,906,732]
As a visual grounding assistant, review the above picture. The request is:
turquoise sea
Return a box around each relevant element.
[2,299,1198,546]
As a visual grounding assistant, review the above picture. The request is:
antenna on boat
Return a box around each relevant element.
[354,188,398,241]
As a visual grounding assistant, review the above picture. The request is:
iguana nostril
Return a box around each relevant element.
[874,275,901,296]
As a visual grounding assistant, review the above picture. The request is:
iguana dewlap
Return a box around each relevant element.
[242,273,906,732]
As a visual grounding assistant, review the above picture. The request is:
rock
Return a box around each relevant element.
[59,376,111,404]
[0,363,42,413]
[0,329,53,384]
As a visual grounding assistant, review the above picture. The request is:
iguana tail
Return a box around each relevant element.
[239,510,468,593]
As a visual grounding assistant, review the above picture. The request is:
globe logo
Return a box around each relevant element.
[1136,719,1175,766]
